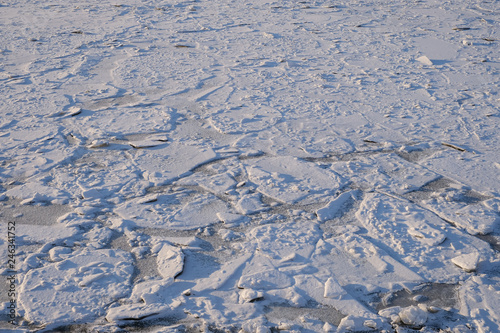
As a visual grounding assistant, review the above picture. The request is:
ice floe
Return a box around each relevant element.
[246,156,346,205]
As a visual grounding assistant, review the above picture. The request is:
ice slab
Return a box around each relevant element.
[316,191,356,222]
[399,305,428,327]
[193,253,252,292]
[235,193,269,215]
[356,192,494,281]
[115,192,228,230]
[5,182,71,205]
[418,198,499,236]
[157,244,184,279]
[331,153,440,195]
[458,277,500,332]
[238,269,293,290]
[324,277,347,299]
[17,224,79,246]
[232,127,354,158]
[421,150,500,196]
[18,249,133,325]
[133,143,217,185]
[209,105,281,134]
[106,303,172,324]
[245,156,346,205]
[452,252,480,273]
[129,278,174,305]
[249,220,322,261]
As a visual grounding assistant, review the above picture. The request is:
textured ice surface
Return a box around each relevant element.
[1,0,499,331]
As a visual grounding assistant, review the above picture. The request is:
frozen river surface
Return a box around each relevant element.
[0,0,499,332]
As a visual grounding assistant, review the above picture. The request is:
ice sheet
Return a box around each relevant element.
[1,0,499,331]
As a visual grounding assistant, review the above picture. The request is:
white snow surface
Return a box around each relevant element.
[0,0,499,332]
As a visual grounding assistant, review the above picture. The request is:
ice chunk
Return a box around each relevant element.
[238,269,293,290]
[337,315,384,333]
[316,191,356,222]
[218,228,244,241]
[367,255,389,273]
[84,226,113,249]
[48,247,72,261]
[416,55,433,66]
[324,277,347,299]
[106,303,171,323]
[240,289,264,303]
[67,106,82,116]
[129,278,174,304]
[452,252,480,272]
[399,305,428,327]
[378,306,402,319]
[323,322,336,332]
[156,244,184,279]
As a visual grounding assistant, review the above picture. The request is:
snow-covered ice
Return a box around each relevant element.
[0,0,499,332]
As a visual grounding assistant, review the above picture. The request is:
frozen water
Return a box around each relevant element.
[0,0,499,331]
